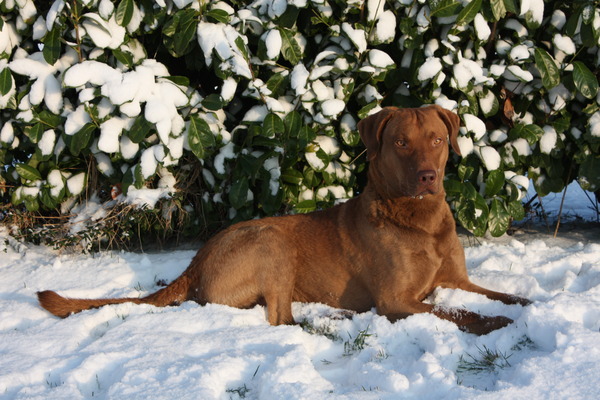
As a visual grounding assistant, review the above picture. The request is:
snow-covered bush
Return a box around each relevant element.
[0,0,599,244]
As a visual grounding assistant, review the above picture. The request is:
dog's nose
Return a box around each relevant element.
[417,170,437,186]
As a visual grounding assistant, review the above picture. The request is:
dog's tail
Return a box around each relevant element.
[37,274,192,318]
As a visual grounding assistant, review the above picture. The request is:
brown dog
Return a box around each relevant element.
[38,105,529,335]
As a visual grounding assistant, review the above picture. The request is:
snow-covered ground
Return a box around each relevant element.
[0,183,599,400]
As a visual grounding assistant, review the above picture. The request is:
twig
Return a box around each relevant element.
[554,183,568,238]
[554,163,574,238]
[537,195,550,233]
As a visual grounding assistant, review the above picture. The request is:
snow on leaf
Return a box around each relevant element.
[196,21,252,79]
[82,13,126,49]
[8,52,63,114]
[341,23,367,53]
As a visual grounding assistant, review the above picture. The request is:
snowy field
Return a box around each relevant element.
[0,183,599,400]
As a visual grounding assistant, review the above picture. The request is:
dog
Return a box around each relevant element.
[38,105,530,335]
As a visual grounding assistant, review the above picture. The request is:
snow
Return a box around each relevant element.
[368,49,394,68]
[38,129,56,156]
[341,23,367,53]
[505,65,534,82]
[290,63,310,96]
[47,169,64,198]
[418,57,442,81]
[463,113,487,141]
[0,121,14,144]
[553,34,576,55]
[264,29,282,60]
[477,145,501,170]
[550,10,567,30]
[510,44,530,61]
[98,117,125,154]
[374,10,396,43]
[321,99,345,117]
[540,126,557,154]
[590,112,600,137]
[314,135,340,156]
[512,138,532,157]
[520,0,544,26]
[456,135,474,156]
[453,57,494,89]
[66,172,86,196]
[8,52,63,114]
[196,22,252,79]
[81,13,126,50]
[64,105,92,136]
[1,187,599,399]
[474,14,491,41]
[214,141,236,175]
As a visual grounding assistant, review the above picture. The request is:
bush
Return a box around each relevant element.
[0,0,598,247]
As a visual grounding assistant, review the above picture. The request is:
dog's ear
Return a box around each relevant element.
[434,106,462,156]
[357,107,397,160]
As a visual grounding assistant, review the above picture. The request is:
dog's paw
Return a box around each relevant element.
[460,315,513,336]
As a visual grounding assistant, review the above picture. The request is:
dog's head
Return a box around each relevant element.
[358,105,461,199]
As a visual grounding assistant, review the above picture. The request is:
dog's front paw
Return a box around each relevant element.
[508,295,532,306]
[460,315,513,335]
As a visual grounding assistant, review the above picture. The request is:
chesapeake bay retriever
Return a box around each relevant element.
[38,105,530,335]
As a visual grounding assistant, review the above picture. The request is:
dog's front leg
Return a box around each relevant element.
[378,302,513,335]
[455,281,531,306]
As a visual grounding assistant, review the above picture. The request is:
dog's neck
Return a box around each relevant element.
[362,185,452,233]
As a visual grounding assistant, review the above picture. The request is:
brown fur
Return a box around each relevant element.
[38,105,530,335]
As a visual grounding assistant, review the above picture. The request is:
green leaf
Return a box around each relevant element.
[163,76,190,86]
[205,8,230,24]
[116,0,134,27]
[485,170,505,197]
[284,111,302,138]
[40,189,58,210]
[294,199,317,213]
[112,49,134,68]
[534,48,560,90]
[488,199,510,237]
[509,124,543,145]
[461,182,478,199]
[36,111,62,128]
[573,61,599,99]
[128,115,152,143]
[278,5,299,28]
[429,0,461,18]
[172,9,197,56]
[508,201,525,221]
[444,178,463,195]
[503,0,518,14]
[456,0,481,25]
[70,123,95,156]
[0,68,12,95]
[16,164,42,181]
[281,168,304,185]
[580,20,597,48]
[42,26,61,65]
[266,72,289,97]
[24,123,44,143]
[279,28,301,65]
[202,94,224,111]
[188,116,215,159]
[489,0,506,21]
[578,155,600,191]
[229,177,249,209]
[24,197,40,212]
[234,36,249,60]
[263,113,284,137]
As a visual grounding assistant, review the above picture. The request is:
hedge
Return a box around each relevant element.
[0,0,599,248]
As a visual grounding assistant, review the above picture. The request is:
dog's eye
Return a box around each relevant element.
[433,138,443,145]
[395,139,407,148]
